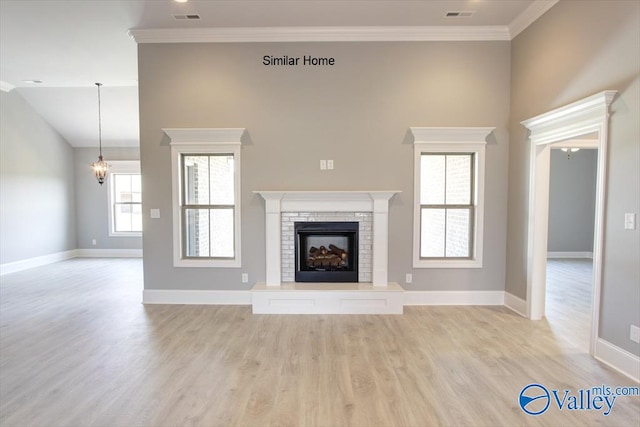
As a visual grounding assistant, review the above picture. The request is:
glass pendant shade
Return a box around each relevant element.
[92,155,109,185]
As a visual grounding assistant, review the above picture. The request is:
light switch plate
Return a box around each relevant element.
[150,209,160,219]
[320,160,327,170]
[624,213,636,230]
[327,160,334,170]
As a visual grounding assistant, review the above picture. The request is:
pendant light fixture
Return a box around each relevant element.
[560,147,580,159]
[91,82,109,185]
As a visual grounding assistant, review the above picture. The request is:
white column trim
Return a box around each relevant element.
[261,192,285,286]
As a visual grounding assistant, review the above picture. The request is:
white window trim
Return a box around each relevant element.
[107,160,142,237]
[164,128,244,268]
[411,127,494,269]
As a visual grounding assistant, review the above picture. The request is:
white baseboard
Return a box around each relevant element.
[594,338,640,382]
[0,249,78,276]
[504,292,527,317]
[143,289,252,305]
[547,251,593,259]
[76,249,143,258]
[143,287,506,313]
[403,290,504,306]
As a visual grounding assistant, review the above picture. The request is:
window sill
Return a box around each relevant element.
[413,259,483,269]
[109,232,142,238]
[173,258,241,268]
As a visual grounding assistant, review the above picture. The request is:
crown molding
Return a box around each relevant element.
[410,127,495,143]
[129,25,511,44]
[508,0,559,39]
[521,91,617,145]
[0,81,15,92]
[163,127,245,144]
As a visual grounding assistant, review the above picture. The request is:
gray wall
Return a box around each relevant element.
[508,0,640,355]
[548,149,597,252]
[138,41,511,291]
[0,90,76,263]
[74,147,142,250]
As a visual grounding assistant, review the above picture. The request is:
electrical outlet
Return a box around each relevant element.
[405,273,412,284]
[320,160,327,170]
[630,325,640,344]
[242,273,249,283]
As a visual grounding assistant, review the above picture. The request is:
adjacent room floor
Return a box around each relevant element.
[1,259,638,426]
[546,258,593,353]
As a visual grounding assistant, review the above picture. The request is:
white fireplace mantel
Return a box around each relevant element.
[254,191,400,286]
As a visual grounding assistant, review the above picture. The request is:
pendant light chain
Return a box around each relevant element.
[91,82,109,185]
[97,82,103,157]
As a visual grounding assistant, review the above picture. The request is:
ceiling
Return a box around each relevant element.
[0,0,552,148]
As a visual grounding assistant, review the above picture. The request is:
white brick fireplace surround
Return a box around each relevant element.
[253,191,404,314]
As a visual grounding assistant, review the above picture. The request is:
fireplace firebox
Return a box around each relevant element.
[294,222,359,282]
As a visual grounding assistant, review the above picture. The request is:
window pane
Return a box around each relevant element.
[115,174,132,203]
[132,175,142,203]
[131,204,142,232]
[421,208,445,257]
[446,155,471,205]
[209,155,234,205]
[114,203,142,233]
[446,209,470,257]
[115,203,132,232]
[111,172,142,234]
[184,208,234,258]
[185,208,210,257]
[183,156,210,205]
[210,208,234,257]
[420,155,445,205]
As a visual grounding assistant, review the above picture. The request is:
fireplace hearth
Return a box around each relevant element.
[295,222,358,282]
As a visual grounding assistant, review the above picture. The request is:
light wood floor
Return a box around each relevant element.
[1,259,638,427]
[546,258,593,352]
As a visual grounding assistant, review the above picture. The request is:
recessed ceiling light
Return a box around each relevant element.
[22,79,43,84]
[174,0,188,3]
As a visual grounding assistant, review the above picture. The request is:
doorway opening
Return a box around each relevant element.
[521,90,616,355]
[546,142,598,352]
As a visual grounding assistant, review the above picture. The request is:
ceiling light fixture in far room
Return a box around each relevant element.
[174,0,188,3]
[91,83,109,185]
[560,147,580,159]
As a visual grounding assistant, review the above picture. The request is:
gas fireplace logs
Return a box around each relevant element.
[307,245,348,268]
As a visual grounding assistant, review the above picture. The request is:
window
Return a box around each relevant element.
[420,153,474,258]
[411,127,492,268]
[182,154,235,258]
[166,128,244,268]
[108,161,142,237]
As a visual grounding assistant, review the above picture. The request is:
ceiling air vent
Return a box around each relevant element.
[173,14,201,20]
[445,11,474,18]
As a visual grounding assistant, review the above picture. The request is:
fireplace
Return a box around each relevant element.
[294,222,358,282]
[254,190,399,287]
